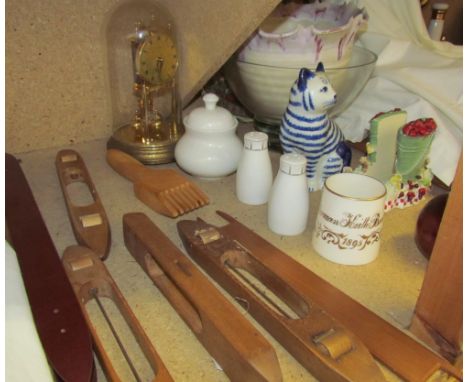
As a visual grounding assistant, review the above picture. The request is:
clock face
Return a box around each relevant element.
[136,32,178,85]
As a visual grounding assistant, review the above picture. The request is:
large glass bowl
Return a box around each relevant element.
[224,46,377,146]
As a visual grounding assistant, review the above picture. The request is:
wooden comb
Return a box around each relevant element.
[106,149,209,218]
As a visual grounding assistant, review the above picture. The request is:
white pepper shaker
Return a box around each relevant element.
[236,132,273,205]
[268,153,309,235]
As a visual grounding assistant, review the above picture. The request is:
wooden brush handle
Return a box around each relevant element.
[106,149,150,184]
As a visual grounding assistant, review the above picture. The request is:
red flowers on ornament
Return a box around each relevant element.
[402,118,437,137]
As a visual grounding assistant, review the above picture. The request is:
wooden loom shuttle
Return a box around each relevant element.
[177,214,385,382]
[176,211,462,382]
[123,212,282,382]
[56,149,111,259]
[62,245,174,382]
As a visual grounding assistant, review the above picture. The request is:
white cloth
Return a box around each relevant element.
[336,0,462,186]
[5,241,55,382]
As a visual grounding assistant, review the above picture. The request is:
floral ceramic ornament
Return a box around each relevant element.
[356,111,437,211]
[360,108,406,183]
[386,117,437,210]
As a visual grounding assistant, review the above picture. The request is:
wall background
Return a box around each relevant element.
[5,0,279,153]
[6,0,462,154]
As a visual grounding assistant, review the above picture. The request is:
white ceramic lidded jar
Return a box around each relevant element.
[236,131,273,205]
[268,153,309,236]
[175,93,243,178]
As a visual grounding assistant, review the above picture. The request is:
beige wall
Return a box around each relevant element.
[6,0,279,154]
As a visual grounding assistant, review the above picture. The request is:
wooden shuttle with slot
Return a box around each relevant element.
[123,212,282,382]
[62,245,174,382]
[56,149,111,259]
[177,211,462,382]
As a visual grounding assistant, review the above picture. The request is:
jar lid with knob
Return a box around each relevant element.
[183,93,238,133]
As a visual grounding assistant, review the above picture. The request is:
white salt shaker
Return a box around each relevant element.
[268,153,309,235]
[236,132,273,205]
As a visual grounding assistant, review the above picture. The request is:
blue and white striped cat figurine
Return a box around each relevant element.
[280,64,351,192]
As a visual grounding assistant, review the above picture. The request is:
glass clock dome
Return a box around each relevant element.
[105,0,182,164]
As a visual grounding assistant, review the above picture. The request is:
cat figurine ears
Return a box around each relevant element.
[297,62,325,91]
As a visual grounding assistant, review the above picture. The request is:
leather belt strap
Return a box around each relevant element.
[5,153,95,382]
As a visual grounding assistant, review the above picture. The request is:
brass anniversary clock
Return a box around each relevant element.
[106,1,182,164]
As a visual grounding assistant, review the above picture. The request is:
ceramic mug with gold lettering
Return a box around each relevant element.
[312,173,386,265]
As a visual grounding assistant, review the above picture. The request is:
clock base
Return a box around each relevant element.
[107,124,178,165]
